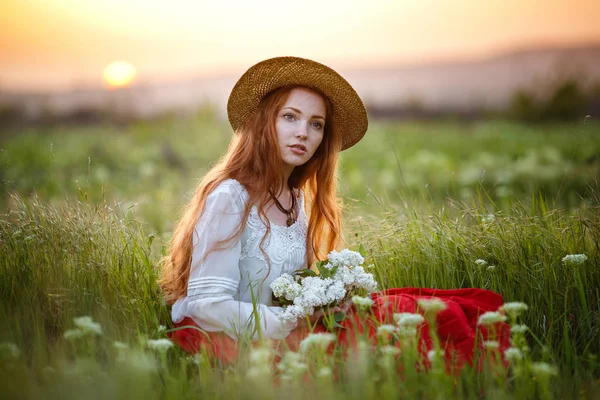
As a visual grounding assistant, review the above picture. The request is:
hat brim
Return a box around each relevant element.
[227,57,368,151]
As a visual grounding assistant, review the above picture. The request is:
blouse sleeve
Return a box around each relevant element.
[184,181,298,341]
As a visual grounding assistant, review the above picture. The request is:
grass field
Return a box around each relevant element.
[0,113,599,399]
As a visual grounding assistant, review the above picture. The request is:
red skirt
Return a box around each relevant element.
[168,287,510,368]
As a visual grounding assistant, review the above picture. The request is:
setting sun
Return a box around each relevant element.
[103,61,136,88]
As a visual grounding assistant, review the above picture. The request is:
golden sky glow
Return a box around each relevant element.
[1,0,599,92]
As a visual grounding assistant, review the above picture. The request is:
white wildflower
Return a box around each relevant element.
[112,341,129,351]
[487,265,497,271]
[157,325,167,334]
[327,249,364,268]
[510,324,529,334]
[427,349,444,362]
[63,329,84,341]
[394,312,425,327]
[380,345,400,356]
[562,254,588,266]
[0,342,20,359]
[249,347,271,365]
[481,214,496,224]
[73,316,103,336]
[477,311,507,326]
[270,273,303,301]
[299,333,335,353]
[504,347,523,362]
[531,362,558,377]
[147,338,174,353]
[352,295,374,311]
[246,365,270,379]
[377,324,396,336]
[500,302,529,318]
[417,298,447,314]
[397,326,418,338]
[483,340,499,349]
[316,366,333,378]
[277,351,307,381]
[475,259,488,267]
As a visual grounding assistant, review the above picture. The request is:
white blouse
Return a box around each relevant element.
[171,179,305,341]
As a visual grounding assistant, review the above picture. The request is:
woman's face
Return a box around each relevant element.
[275,87,326,172]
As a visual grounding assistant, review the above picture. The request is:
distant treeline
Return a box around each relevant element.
[1,78,599,130]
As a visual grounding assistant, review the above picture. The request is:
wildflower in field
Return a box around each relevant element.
[299,333,335,353]
[417,298,447,314]
[73,316,103,336]
[377,324,396,337]
[427,349,444,362]
[327,249,364,269]
[477,311,507,326]
[352,295,374,311]
[510,324,529,334]
[277,351,307,381]
[0,342,20,359]
[249,347,271,365]
[147,338,174,353]
[157,325,167,334]
[316,366,333,378]
[487,265,497,271]
[481,214,496,224]
[475,259,488,267]
[397,326,418,339]
[531,362,558,377]
[504,347,523,362]
[394,312,425,327]
[562,254,588,266]
[380,345,401,356]
[122,351,157,373]
[113,341,129,351]
[500,302,529,318]
[63,329,85,341]
[483,340,500,350]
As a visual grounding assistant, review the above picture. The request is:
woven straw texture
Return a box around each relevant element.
[227,56,368,151]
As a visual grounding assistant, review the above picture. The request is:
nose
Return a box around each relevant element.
[296,124,309,139]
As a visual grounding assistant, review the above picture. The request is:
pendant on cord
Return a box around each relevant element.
[270,188,297,227]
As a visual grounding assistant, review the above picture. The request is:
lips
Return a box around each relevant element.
[289,144,307,154]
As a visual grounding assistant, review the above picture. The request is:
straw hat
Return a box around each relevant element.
[227,56,368,151]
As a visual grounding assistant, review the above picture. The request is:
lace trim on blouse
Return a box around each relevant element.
[240,192,308,270]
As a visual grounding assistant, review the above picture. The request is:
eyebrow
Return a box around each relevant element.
[283,107,325,120]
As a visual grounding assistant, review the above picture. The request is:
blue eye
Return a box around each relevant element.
[284,114,295,121]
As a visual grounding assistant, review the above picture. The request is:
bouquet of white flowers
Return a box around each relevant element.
[270,249,378,324]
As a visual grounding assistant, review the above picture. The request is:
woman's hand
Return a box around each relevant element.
[296,300,353,328]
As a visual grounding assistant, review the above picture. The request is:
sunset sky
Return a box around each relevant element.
[1,0,599,92]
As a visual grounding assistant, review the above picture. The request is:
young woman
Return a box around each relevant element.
[160,57,509,366]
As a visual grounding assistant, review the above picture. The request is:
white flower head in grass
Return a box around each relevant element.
[477,311,507,326]
[147,338,174,353]
[500,302,529,318]
[0,342,20,360]
[475,259,488,267]
[277,351,307,382]
[487,265,497,271]
[327,249,364,269]
[481,214,496,224]
[394,312,425,327]
[504,347,523,362]
[316,367,333,378]
[483,340,499,350]
[562,254,588,266]
[427,349,444,362]
[510,324,529,334]
[299,333,335,353]
[352,295,374,311]
[377,324,396,336]
[157,325,167,334]
[380,345,401,356]
[417,298,447,314]
[531,362,558,377]
[270,273,302,301]
[397,326,418,338]
[63,329,85,341]
[73,316,103,336]
[249,347,271,366]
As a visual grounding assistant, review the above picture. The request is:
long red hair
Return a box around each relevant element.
[159,85,343,305]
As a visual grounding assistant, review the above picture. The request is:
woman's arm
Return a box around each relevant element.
[183,180,297,341]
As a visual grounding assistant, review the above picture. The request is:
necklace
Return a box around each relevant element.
[269,187,297,227]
